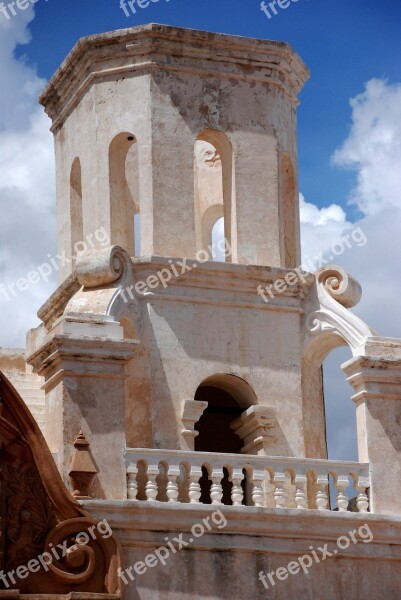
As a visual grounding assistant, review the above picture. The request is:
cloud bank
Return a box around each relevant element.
[0,9,56,347]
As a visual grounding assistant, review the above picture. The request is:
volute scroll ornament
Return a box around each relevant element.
[304,265,376,358]
[75,245,131,289]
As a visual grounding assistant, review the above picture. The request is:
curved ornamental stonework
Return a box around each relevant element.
[0,373,121,597]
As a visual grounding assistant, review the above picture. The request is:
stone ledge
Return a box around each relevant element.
[82,501,401,557]
[130,256,314,308]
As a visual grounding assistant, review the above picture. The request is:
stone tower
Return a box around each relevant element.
[41,24,308,279]
[4,24,401,600]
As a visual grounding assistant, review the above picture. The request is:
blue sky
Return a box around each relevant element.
[21,0,401,218]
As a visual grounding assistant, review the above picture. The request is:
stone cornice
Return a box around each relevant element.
[83,500,401,559]
[27,334,138,390]
[37,273,81,330]
[342,350,401,402]
[131,256,315,309]
[39,23,309,132]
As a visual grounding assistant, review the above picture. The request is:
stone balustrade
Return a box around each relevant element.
[126,449,370,513]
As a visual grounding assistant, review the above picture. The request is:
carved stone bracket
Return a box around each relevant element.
[303,265,376,363]
[74,245,143,339]
[35,245,143,341]
[231,405,276,455]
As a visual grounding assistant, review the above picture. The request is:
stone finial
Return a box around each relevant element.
[69,431,98,499]
[231,406,276,455]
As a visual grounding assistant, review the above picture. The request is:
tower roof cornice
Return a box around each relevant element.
[39,23,310,133]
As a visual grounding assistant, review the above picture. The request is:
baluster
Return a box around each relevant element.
[294,474,307,510]
[145,465,159,502]
[252,469,266,508]
[210,468,224,505]
[315,473,329,510]
[273,472,286,508]
[230,469,244,506]
[167,465,180,503]
[189,466,202,504]
[127,468,138,500]
[356,476,370,513]
[335,475,350,512]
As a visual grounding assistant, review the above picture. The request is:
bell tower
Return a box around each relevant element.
[40,24,309,279]
[18,21,401,600]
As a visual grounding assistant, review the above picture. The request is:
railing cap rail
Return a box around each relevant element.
[125,448,369,472]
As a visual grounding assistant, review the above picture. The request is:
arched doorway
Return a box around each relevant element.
[194,374,257,505]
[194,385,244,454]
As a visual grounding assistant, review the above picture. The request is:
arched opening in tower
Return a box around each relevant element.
[109,132,139,256]
[303,334,360,511]
[195,385,244,454]
[195,385,244,505]
[193,375,257,505]
[194,130,236,262]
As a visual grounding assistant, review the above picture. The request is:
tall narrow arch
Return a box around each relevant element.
[281,154,299,268]
[302,328,357,462]
[302,265,374,461]
[194,374,257,505]
[194,130,236,262]
[70,157,83,253]
[109,132,139,256]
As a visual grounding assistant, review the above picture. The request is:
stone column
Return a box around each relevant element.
[28,315,137,500]
[343,342,401,515]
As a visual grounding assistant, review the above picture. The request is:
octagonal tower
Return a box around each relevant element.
[40,24,309,280]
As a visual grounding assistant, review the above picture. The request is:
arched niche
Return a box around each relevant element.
[70,157,83,253]
[302,328,357,463]
[281,154,299,268]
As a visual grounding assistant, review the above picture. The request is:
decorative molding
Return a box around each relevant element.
[72,245,143,340]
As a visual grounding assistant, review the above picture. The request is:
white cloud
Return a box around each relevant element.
[333,78,401,216]
[301,78,401,463]
[300,193,351,262]
[0,10,56,348]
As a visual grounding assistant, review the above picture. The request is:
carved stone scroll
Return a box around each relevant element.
[303,265,376,362]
